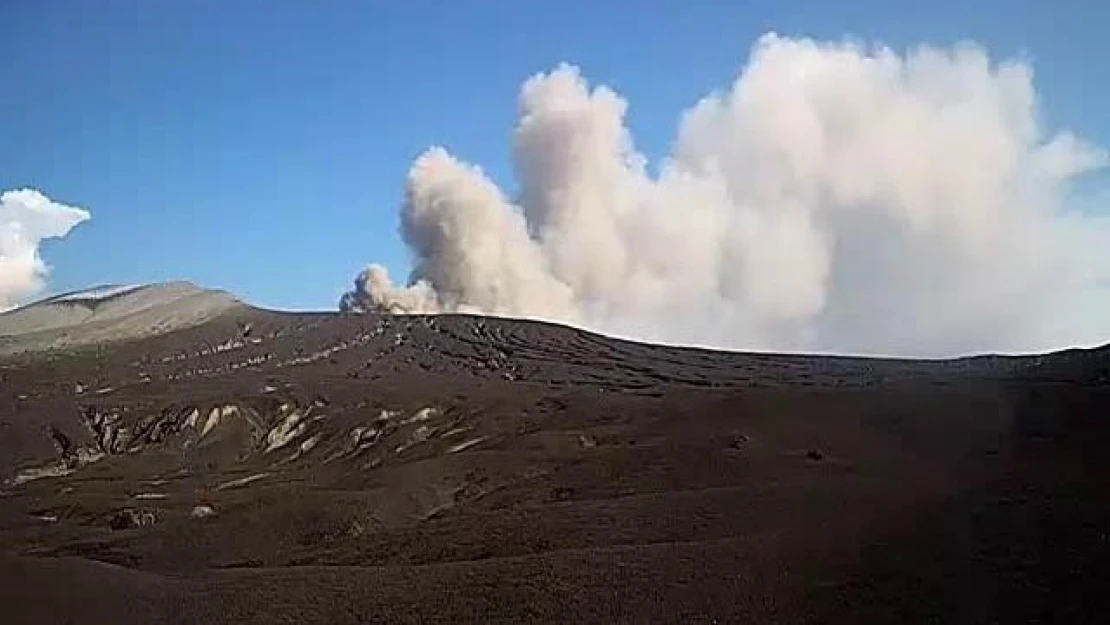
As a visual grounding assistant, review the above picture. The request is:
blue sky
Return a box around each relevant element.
[2,0,1107,311]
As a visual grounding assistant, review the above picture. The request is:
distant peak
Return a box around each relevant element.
[39,284,145,305]
[17,281,210,309]
[0,280,244,352]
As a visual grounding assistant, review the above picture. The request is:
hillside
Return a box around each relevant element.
[0,282,243,357]
[0,287,1107,624]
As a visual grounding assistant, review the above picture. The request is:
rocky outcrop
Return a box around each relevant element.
[109,508,156,530]
[84,405,204,455]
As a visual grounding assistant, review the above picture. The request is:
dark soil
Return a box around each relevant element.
[1,309,1107,623]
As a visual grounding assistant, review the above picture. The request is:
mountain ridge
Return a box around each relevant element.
[0,281,245,356]
[5,280,1109,364]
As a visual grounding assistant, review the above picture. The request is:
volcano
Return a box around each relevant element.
[0,282,1106,624]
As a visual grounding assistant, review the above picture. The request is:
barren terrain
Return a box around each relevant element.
[1,290,1107,623]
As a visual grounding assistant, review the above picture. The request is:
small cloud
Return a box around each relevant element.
[0,188,91,310]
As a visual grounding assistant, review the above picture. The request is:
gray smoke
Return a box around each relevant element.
[342,33,1110,357]
[0,188,91,310]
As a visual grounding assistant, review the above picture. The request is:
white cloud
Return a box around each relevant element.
[342,33,1110,357]
[0,188,91,310]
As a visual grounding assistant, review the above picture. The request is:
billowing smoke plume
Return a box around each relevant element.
[0,188,91,310]
[342,33,1110,357]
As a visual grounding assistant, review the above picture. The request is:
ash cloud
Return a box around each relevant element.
[342,33,1110,357]
[0,189,91,310]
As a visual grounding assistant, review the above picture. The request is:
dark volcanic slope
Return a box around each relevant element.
[1,307,1107,624]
